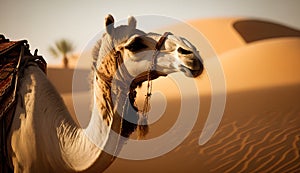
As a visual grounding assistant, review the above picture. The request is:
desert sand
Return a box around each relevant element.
[48,18,300,172]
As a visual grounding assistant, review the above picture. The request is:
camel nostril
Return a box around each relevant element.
[178,47,193,55]
[184,58,201,68]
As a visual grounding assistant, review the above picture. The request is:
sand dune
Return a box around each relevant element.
[105,84,300,172]
[188,18,246,54]
[219,37,300,92]
[232,19,300,43]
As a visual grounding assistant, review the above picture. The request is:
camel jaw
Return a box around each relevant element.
[131,70,167,88]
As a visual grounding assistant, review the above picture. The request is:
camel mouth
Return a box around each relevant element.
[179,63,204,78]
[131,70,167,88]
[131,64,203,88]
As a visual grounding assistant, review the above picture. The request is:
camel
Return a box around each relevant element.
[4,14,203,172]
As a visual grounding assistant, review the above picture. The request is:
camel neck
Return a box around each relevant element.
[82,72,128,167]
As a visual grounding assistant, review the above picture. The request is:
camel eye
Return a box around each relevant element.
[125,37,148,52]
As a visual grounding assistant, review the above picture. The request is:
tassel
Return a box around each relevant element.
[137,116,149,139]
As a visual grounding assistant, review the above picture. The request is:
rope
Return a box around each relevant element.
[138,32,170,138]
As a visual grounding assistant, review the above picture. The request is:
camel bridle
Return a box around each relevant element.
[141,32,171,120]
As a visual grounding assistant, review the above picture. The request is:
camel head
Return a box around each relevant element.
[92,14,204,138]
[94,14,204,87]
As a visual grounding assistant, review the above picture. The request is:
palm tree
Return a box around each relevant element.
[49,39,74,68]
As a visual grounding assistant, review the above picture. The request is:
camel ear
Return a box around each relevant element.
[128,16,137,29]
[105,14,114,35]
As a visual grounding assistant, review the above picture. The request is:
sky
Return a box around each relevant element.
[1,0,300,65]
